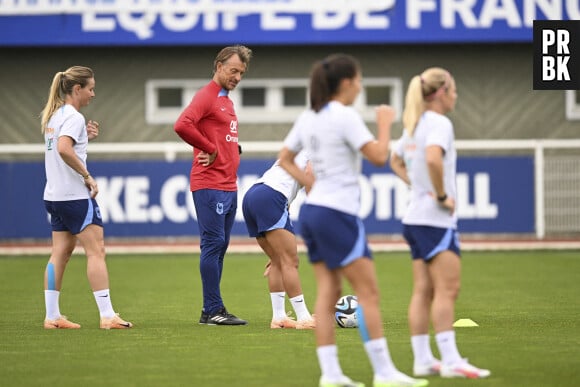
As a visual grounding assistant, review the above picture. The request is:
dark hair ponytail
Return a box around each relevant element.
[309,54,360,112]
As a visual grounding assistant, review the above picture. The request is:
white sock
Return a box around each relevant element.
[270,292,287,319]
[364,337,398,380]
[290,294,312,321]
[93,289,115,318]
[435,330,462,365]
[411,334,437,365]
[44,290,61,320]
[317,345,344,382]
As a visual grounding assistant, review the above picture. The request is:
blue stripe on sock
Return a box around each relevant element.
[356,304,370,342]
[47,262,56,290]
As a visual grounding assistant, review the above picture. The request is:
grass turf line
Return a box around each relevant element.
[0,251,579,386]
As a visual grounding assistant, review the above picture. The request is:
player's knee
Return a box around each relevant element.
[442,282,460,301]
[280,255,299,269]
[413,282,434,300]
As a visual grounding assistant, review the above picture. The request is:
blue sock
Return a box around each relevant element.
[356,304,370,343]
[46,263,56,291]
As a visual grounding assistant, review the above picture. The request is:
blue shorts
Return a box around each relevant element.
[403,224,461,262]
[242,183,294,238]
[299,204,372,270]
[44,199,103,235]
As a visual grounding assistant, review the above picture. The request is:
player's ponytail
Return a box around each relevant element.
[402,67,450,136]
[40,66,94,133]
[310,54,360,113]
[402,75,424,137]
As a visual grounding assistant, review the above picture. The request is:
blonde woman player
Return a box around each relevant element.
[242,150,316,330]
[279,53,428,387]
[390,67,490,379]
[41,66,132,330]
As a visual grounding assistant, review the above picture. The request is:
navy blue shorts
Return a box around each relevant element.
[242,183,294,238]
[44,199,103,235]
[403,224,461,262]
[299,204,372,270]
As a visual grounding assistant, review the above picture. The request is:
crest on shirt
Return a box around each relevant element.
[230,120,238,133]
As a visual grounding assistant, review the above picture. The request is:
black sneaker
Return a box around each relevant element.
[199,310,209,324]
[207,307,247,326]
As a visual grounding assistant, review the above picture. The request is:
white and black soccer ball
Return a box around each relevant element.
[335,295,358,328]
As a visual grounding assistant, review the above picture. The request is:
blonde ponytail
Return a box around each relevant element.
[40,72,65,133]
[402,75,423,136]
[39,66,94,133]
[402,67,450,137]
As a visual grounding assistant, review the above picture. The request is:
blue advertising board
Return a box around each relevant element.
[0,156,534,240]
[0,0,577,46]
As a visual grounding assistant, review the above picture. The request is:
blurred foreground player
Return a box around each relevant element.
[279,54,428,387]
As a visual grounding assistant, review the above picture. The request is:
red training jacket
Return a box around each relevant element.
[174,80,240,192]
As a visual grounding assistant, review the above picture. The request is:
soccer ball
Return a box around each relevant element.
[335,295,358,328]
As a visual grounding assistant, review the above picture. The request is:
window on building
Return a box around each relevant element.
[283,87,307,107]
[242,87,266,107]
[566,90,580,120]
[157,88,182,108]
[145,77,402,124]
[366,85,392,105]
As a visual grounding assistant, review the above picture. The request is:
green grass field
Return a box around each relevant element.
[1,250,579,387]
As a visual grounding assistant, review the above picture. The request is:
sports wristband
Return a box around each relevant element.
[437,193,447,202]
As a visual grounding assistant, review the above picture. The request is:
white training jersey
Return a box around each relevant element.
[43,104,90,201]
[393,110,457,229]
[284,101,374,216]
[256,150,309,204]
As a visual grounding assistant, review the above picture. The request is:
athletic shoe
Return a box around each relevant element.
[295,316,316,330]
[440,358,490,379]
[207,307,247,326]
[44,315,81,329]
[271,316,297,329]
[100,313,133,329]
[199,311,209,324]
[413,359,441,376]
[319,375,365,387]
[373,371,429,387]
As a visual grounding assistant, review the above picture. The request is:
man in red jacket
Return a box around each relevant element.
[174,45,252,325]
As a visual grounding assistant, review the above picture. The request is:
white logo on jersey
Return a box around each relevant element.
[230,120,238,133]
